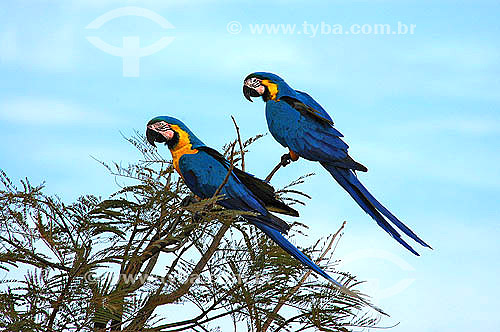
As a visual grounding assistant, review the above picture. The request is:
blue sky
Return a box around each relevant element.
[1,0,499,331]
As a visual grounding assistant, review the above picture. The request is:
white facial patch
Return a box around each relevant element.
[255,85,265,95]
[148,121,170,132]
[148,121,175,139]
[244,77,262,89]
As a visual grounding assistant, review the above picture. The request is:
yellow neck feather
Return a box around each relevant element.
[169,125,198,173]
[261,80,279,101]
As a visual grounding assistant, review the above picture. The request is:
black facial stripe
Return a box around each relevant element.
[146,128,166,145]
[166,131,180,149]
[262,86,271,102]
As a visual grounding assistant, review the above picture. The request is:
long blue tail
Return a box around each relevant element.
[322,163,431,256]
[247,217,388,316]
[245,216,343,287]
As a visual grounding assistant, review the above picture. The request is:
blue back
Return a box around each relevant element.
[178,151,268,216]
[265,100,348,162]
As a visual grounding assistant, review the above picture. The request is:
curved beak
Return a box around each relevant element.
[146,127,158,147]
[243,85,259,102]
[146,127,168,147]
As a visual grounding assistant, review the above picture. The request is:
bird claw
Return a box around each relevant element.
[180,195,204,223]
[181,195,199,207]
[192,212,203,223]
[280,153,292,167]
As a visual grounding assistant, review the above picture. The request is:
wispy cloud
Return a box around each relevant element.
[0,97,116,126]
[67,0,217,9]
[355,139,500,190]
[392,117,500,136]
[0,29,17,63]
[0,25,76,71]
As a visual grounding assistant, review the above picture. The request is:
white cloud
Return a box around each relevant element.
[401,42,500,72]
[287,39,500,103]
[355,139,500,190]
[0,97,116,126]
[145,32,310,77]
[66,0,218,9]
[0,24,76,71]
[394,117,500,136]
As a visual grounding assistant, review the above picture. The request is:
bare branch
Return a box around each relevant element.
[125,219,233,330]
[265,161,284,183]
[231,115,245,172]
[261,221,347,332]
[214,141,236,198]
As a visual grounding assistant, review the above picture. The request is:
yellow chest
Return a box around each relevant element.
[169,125,198,174]
[261,80,279,101]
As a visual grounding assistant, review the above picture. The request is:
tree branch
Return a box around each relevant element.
[265,162,283,183]
[214,141,236,197]
[231,115,245,172]
[261,221,347,332]
[125,218,233,330]
[0,235,71,272]
[265,153,292,182]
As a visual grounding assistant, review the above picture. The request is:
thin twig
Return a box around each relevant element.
[265,161,283,182]
[0,235,71,272]
[126,219,233,329]
[214,142,236,197]
[214,164,234,198]
[231,115,245,172]
[261,221,347,332]
[153,283,240,330]
[125,144,238,329]
[47,259,88,330]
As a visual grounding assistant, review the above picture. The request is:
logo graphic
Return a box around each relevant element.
[339,249,417,299]
[86,7,175,77]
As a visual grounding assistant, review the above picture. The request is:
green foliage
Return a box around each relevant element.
[0,126,381,332]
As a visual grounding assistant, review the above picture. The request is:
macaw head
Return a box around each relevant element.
[146,116,205,150]
[243,72,294,102]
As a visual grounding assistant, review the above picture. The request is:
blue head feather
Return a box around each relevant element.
[244,72,296,99]
[147,116,206,149]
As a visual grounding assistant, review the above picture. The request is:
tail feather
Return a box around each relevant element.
[352,180,432,249]
[247,217,388,316]
[247,216,343,287]
[322,163,430,255]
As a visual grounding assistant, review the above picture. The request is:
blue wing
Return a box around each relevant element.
[178,151,268,216]
[266,100,367,171]
[265,89,429,255]
[177,150,348,285]
[294,90,334,124]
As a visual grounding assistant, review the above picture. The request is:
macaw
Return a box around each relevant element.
[145,116,344,286]
[243,72,431,256]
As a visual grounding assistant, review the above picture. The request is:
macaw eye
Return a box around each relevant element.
[245,77,262,89]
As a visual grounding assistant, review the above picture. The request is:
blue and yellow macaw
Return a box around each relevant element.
[145,116,344,286]
[243,72,431,256]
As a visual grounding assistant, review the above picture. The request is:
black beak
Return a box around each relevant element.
[146,127,167,147]
[243,85,259,102]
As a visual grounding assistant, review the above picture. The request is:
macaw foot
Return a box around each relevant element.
[181,195,204,223]
[280,153,293,167]
[181,195,199,207]
[265,152,298,182]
